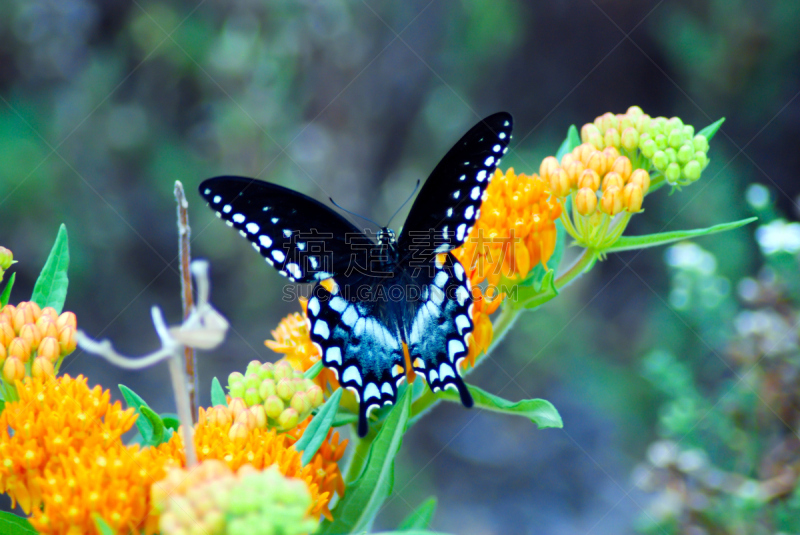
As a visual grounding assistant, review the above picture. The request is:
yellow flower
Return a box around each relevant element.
[452,167,561,368]
[0,374,173,535]
[265,298,340,392]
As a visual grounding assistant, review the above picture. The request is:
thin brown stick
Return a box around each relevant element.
[174,181,197,422]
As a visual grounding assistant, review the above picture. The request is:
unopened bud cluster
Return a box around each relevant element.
[540,143,651,250]
[581,106,709,187]
[226,359,324,433]
[0,302,77,389]
[153,460,318,535]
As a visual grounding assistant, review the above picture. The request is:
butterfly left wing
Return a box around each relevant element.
[404,253,474,407]
[199,176,370,284]
[305,280,406,437]
[397,112,512,259]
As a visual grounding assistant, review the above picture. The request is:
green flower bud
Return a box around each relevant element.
[621,127,639,151]
[581,123,601,144]
[307,385,324,408]
[667,129,685,149]
[228,371,244,387]
[664,117,684,136]
[278,408,299,430]
[665,162,681,184]
[587,131,604,150]
[259,378,277,400]
[694,151,708,169]
[0,247,13,271]
[264,395,284,418]
[647,117,666,137]
[257,362,275,380]
[627,105,644,117]
[273,360,293,381]
[683,160,702,182]
[291,392,311,415]
[677,144,694,164]
[692,134,709,154]
[654,133,667,151]
[640,139,657,159]
[682,124,694,138]
[635,114,651,133]
[244,387,261,407]
[619,115,635,131]
[604,128,620,149]
[664,148,677,164]
[244,373,261,390]
[229,381,246,400]
[276,378,296,401]
[652,150,668,171]
[245,360,262,377]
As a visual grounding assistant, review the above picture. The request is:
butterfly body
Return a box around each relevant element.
[200,112,512,436]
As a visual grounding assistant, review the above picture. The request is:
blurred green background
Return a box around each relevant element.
[1,0,799,533]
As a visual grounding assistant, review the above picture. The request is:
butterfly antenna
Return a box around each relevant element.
[385,179,420,228]
[329,197,381,228]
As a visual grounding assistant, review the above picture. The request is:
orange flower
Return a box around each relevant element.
[176,404,347,520]
[265,298,339,392]
[452,168,561,368]
[0,375,174,535]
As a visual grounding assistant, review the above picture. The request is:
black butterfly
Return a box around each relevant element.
[200,112,512,436]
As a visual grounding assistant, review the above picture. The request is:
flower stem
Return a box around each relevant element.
[174,181,198,423]
[554,247,598,290]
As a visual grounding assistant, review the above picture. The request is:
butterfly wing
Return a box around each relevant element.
[404,253,474,407]
[397,112,512,258]
[200,176,369,283]
[305,280,406,437]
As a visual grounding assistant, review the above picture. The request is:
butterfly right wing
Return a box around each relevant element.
[200,176,369,283]
[305,280,406,437]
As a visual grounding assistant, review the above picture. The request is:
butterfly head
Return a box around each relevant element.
[377,227,396,246]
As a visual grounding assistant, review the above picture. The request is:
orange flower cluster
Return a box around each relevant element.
[0,302,77,387]
[185,404,347,519]
[452,167,561,368]
[0,375,176,534]
[265,298,339,392]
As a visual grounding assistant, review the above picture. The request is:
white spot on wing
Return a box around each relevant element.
[456,223,467,242]
[330,296,347,313]
[484,156,495,166]
[246,222,259,234]
[313,320,330,340]
[213,195,222,203]
[455,314,470,335]
[470,186,481,200]
[343,366,362,386]
[286,263,302,278]
[456,286,469,306]
[434,271,448,288]
[223,205,232,214]
[477,170,487,182]
[232,213,245,224]
[465,206,474,220]
[448,339,466,361]
[340,306,357,327]
[308,297,320,316]
[364,383,380,400]
[326,346,342,365]
[272,250,285,263]
[259,235,273,248]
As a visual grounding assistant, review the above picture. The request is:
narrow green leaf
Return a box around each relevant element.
[320,388,413,534]
[211,376,228,407]
[0,398,5,415]
[139,405,165,446]
[604,217,758,254]
[296,388,343,465]
[119,384,154,444]
[556,125,581,161]
[92,513,115,535]
[1,272,15,307]
[0,511,37,534]
[697,117,725,142]
[160,413,181,431]
[332,412,358,427]
[512,269,559,310]
[439,384,562,429]
[31,224,70,313]
[399,497,437,530]
[304,360,324,379]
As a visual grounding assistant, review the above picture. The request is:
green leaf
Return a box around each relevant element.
[438,384,562,429]
[296,388,343,465]
[119,384,154,445]
[1,272,15,307]
[160,412,181,431]
[604,217,758,254]
[371,532,450,535]
[92,513,115,535]
[139,405,166,446]
[512,269,559,310]
[211,376,228,407]
[320,387,413,534]
[31,224,70,314]
[304,360,324,379]
[556,125,581,161]
[0,511,37,534]
[697,117,725,142]
[332,412,358,427]
[399,497,437,530]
